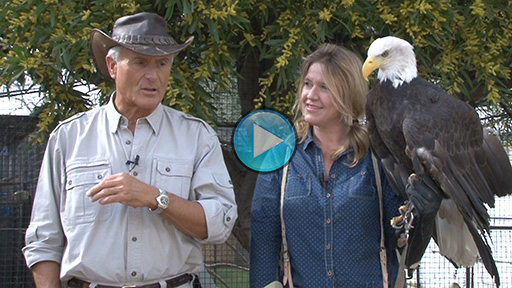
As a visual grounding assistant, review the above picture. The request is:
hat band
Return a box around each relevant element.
[112,35,177,45]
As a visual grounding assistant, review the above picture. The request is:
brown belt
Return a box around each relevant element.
[67,274,194,288]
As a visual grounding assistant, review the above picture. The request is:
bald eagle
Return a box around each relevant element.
[362,36,512,287]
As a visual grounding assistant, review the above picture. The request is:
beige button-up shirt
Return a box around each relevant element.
[23,98,237,286]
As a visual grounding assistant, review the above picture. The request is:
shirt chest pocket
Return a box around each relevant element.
[64,163,112,225]
[285,173,312,199]
[152,159,193,199]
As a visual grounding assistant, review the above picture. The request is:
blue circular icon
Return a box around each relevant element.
[233,110,295,172]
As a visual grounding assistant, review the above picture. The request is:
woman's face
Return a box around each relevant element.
[301,62,342,128]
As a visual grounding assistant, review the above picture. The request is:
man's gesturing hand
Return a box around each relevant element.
[87,172,158,208]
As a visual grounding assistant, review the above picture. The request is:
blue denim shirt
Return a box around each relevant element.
[250,131,405,287]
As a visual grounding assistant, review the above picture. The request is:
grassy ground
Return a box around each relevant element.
[208,267,249,288]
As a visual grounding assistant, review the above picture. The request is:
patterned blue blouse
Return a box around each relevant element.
[250,131,405,287]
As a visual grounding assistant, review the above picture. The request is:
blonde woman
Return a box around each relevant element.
[250,44,404,287]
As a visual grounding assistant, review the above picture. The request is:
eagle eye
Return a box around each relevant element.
[381,50,389,57]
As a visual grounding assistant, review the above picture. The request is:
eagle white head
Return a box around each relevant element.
[362,36,418,88]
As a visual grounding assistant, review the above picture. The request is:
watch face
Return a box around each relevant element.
[160,197,169,205]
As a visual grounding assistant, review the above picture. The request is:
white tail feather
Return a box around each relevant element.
[435,199,479,267]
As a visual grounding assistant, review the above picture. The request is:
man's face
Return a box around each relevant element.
[106,47,173,116]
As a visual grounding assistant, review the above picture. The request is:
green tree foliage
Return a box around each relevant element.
[1,0,511,143]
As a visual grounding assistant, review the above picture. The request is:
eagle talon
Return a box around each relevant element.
[391,204,408,229]
[392,204,412,249]
[399,204,407,215]
[407,173,418,186]
[390,215,404,229]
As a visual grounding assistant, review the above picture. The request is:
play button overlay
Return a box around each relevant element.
[233,110,295,172]
[253,124,283,157]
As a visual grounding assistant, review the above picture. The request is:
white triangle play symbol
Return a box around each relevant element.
[253,123,283,158]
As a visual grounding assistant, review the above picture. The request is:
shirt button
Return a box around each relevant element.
[132,237,137,242]
[165,167,171,172]
[326,193,331,198]
[68,180,72,185]
[97,174,103,180]
[133,171,138,176]
[327,270,333,277]
[331,174,335,179]
[326,219,331,224]
[125,140,131,145]
[326,244,331,250]
[131,271,137,277]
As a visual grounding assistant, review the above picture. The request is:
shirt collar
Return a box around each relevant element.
[106,93,163,135]
[302,128,353,159]
[303,129,315,151]
[106,96,122,133]
[145,104,163,135]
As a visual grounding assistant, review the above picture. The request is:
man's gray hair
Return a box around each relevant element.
[106,46,122,62]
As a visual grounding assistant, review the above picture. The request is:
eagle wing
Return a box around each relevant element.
[366,80,412,200]
[400,78,494,232]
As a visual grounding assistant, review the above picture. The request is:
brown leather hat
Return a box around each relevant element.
[90,12,193,78]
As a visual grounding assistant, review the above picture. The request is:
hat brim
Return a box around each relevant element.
[90,28,193,79]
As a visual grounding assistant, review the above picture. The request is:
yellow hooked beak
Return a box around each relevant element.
[362,56,384,81]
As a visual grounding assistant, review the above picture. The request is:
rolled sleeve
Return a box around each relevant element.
[193,136,237,244]
[22,137,65,268]
[23,225,64,267]
[198,198,237,243]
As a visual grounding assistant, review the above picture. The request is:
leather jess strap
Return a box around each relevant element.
[67,274,194,288]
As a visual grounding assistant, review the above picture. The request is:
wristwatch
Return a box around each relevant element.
[150,189,169,214]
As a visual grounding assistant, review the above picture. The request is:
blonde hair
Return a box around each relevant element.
[293,43,369,166]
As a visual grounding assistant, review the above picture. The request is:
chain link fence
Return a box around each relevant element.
[0,115,42,288]
[1,93,511,287]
